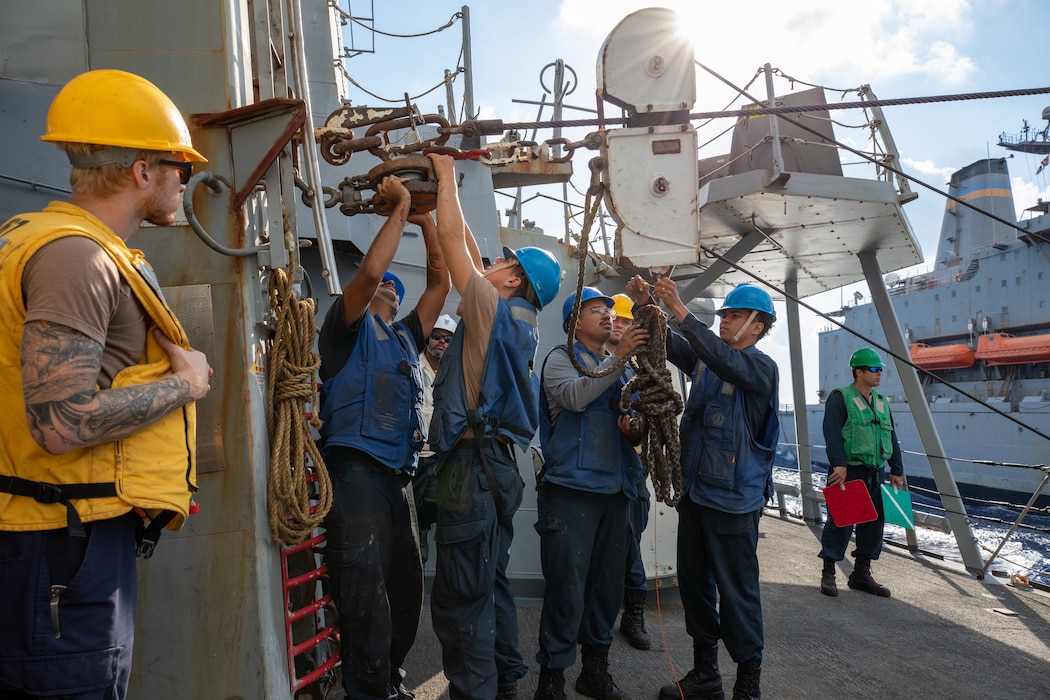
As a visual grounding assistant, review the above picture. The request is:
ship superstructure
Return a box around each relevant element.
[792,150,1050,504]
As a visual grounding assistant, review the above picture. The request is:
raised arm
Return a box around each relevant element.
[22,323,210,455]
[410,210,451,333]
[427,153,480,295]
[463,220,484,272]
[340,175,411,326]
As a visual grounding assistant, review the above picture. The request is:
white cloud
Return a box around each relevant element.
[556,0,977,87]
[902,157,956,182]
[1012,177,1050,219]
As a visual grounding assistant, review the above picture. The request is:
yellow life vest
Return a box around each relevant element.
[0,202,197,537]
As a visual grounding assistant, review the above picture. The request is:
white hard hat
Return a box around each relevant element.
[434,314,458,334]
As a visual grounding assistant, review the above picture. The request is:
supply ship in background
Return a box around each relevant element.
[780,118,1050,508]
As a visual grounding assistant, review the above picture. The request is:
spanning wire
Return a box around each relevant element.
[330,5,462,39]
[336,61,461,103]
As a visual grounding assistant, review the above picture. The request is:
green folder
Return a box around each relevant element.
[881,484,914,530]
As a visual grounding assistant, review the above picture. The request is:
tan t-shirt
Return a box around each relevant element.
[22,236,147,390]
[456,272,500,415]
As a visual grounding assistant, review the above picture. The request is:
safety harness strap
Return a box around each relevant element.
[0,476,116,538]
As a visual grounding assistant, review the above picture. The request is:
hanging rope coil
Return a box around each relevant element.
[266,269,332,545]
[623,305,684,507]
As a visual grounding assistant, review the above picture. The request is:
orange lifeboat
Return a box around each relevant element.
[909,343,975,370]
[975,333,1050,366]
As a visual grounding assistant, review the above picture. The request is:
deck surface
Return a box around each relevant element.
[389,514,1050,699]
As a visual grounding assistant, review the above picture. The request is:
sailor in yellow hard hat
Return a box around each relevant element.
[0,69,211,698]
[604,293,653,650]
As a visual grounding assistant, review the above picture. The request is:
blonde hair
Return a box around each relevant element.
[56,142,163,197]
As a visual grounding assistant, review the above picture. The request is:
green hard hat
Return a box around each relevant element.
[849,348,884,368]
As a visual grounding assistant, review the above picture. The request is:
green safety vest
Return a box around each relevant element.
[833,383,893,467]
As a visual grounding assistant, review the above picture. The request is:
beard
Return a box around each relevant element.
[142,184,180,227]
[426,345,446,360]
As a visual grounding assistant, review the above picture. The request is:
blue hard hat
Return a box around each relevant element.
[719,284,775,318]
[382,271,405,304]
[503,246,562,309]
[562,287,614,332]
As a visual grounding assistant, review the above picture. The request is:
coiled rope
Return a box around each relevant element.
[266,268,332,545]
[564,157,683,506]
[623,304,684,507]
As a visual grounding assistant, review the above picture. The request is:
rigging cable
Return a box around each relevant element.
[671,59,1050,445]
[500,85,1050,130]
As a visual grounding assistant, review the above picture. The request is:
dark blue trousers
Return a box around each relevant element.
[624,482,650,592]
[0,512,138,700]
[677,499,763,665]
[535,485,628,670]
[431,441,527,700]
[819,465,887,562]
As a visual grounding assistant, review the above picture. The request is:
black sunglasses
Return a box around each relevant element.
[158,159,193,185]
[429,333,451,343]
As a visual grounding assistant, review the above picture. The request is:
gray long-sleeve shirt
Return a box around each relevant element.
[542,344,627,423]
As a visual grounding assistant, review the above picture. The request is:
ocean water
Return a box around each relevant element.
[770,465,1050,587]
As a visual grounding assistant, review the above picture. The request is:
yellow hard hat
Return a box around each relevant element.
[41,69,206,162]
[611,294,634,321]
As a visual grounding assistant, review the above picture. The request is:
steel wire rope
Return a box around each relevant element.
[696,233,1050,446]
[779,443,1050,520]
[266,268,332,545]
[885,481,1050,532]
[696,248,1050,554]
[499,86,1050,133]
[693,62,1050,247]
[780,436,1049,478]
[562,159,684,506]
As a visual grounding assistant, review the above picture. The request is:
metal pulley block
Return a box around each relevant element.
[598,7,695,116]
[367,156,437,215]
[602,124,700,269]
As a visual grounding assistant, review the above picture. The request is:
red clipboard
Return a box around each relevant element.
[823,479,877,527]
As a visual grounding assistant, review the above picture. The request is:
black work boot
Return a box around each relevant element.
[848,556,891,597]
[659,644,724,700]
[497,679,518,700]
[731,660,761,700]
[533,666,566,700]
[575,644,623,700]
[819,559,838,597]
[619,588,652,650]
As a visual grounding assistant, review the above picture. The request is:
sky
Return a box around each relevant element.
[336,0,1050,405]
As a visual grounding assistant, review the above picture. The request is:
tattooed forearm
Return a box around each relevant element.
[22,320,192,454]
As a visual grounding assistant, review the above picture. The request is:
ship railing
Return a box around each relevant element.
[774,440,1050,582]
[881,239,1025,299]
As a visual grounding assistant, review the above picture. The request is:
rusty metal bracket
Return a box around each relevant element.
[191,99,306,210]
